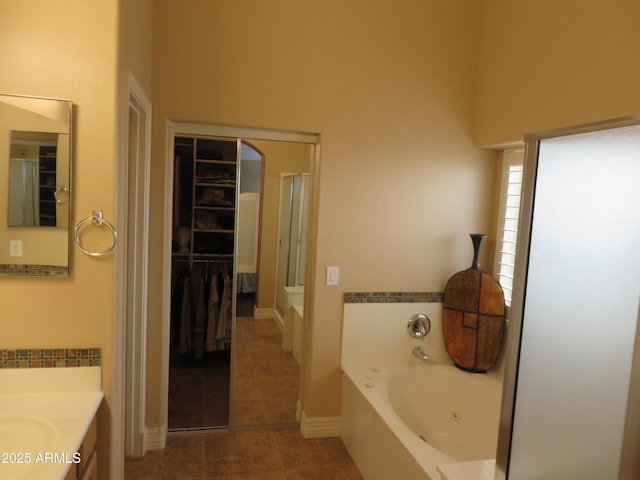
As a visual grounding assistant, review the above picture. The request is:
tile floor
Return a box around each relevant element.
[231,316,300,427]
[124,427,364,479]
[168,314,300,430]
[140,309,358,479]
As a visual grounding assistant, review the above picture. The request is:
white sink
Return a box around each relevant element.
[0,415,58,479]
[0,367,103,480]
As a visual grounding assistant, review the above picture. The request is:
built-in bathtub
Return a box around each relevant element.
[341,300,504,480]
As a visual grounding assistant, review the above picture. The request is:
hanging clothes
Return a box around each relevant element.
[178,275,192,354]
[217,269,233,349]
[191,263,207,359]
[171,260,233,357]
[205,270,220,352]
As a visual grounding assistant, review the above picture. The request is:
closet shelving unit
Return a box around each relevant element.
[38,145,57,226]
[173,136,238,265]
[169,134,239,430]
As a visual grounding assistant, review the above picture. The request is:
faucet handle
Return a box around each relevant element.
[407,313,431,341]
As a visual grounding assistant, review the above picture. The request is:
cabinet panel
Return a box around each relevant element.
[64,415,97,480]
[78,451,97,480]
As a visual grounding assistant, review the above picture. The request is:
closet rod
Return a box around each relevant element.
[172,257,233,264]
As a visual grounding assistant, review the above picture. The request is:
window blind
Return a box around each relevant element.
[496,149,524,305]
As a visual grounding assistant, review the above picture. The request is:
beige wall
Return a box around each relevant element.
[2,0,638,473]
[249,139,311,310]
[117,0,153,474]
[0,1,119,478]
[475,0,640,147]
[148,0,495,424]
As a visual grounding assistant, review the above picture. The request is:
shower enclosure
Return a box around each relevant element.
[276,173,309,315]
[497,117,640,479]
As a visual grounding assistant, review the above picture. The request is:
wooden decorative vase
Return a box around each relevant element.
[442,234,505,373]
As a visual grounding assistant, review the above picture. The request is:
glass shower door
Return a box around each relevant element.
[500,120,640,479]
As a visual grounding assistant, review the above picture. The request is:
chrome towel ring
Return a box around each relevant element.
[74,210,117,257]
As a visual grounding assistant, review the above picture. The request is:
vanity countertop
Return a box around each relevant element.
[0,366,103,480]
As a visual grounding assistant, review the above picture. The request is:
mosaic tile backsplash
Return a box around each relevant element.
[0,264,68,276]
[344,291,443,303]
[0,348,101,368]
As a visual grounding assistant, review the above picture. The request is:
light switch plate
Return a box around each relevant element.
[326,266,339,286]
[9,240,23,257]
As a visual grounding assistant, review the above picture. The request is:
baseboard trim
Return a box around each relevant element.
[254,307,276,320]
[143,426,166,452]
[300,412,341,438]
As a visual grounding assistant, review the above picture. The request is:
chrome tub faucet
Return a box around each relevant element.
[412,346,429,362]
[407,313,431,363]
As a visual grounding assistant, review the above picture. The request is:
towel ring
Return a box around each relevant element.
[74,210,117,257]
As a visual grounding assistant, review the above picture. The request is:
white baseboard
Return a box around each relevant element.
[300,411,341,438]
[253,307,276,320]
[144,426,166,452]
[274,309,284,332]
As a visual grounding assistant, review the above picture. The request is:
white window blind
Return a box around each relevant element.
[496,148,524,305]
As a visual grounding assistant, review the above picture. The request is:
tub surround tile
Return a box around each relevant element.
[344,291,443,303]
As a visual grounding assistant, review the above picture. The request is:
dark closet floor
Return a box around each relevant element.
[168,349,231,430]
[167,293,256,430]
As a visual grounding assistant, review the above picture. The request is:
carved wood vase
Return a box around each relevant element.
[442,234,505,373]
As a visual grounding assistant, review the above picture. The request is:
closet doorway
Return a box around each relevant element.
[164,122,318,433]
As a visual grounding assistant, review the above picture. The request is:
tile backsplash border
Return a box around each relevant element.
[344,291,443,303]
[0,264,68,276]
[0,348,101,368]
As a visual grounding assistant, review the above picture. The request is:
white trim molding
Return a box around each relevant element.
[300,412,341,438]
[253,307,278,320]
[143,426,167,452]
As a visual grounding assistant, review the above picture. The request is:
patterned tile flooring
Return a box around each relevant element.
[124,427,364,479]
[231,316,300,427]
[168,315,300,430]
[127,314,365,478]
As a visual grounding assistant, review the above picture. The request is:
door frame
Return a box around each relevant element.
[118,72,152,457]
[160,122,319,437]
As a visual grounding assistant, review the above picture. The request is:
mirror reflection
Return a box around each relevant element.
[0,94,72,276]
[8,131,65,227]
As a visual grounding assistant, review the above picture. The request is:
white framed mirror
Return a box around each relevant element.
[0,94,72,276]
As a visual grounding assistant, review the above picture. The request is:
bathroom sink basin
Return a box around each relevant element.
[0,415,58,478]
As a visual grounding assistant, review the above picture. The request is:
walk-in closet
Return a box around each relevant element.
[169,135,239,430]
[167,123,317,433]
